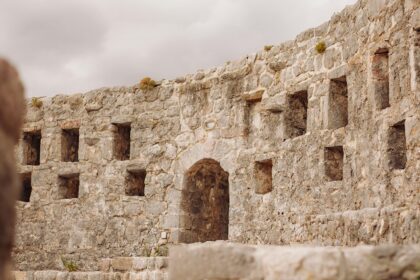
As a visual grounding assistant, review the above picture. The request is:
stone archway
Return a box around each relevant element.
[180,158,229,243]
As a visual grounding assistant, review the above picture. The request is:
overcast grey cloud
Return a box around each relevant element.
[0,0,355,97]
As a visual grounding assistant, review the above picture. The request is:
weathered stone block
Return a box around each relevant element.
[111,257,133,272]
[132,258,147,271]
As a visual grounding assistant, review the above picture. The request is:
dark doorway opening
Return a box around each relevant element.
[180,159,229,243]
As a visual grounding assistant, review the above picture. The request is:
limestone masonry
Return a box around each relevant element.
[12,0,420,277]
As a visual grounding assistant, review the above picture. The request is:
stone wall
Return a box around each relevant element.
[14,0,420,271]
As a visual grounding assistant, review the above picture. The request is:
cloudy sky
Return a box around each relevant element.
[0,0,355,98]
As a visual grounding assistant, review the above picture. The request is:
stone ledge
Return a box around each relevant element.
[242,88,266,102]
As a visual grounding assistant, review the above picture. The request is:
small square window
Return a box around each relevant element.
[372,48,390,110]
[113,123,131,161]
[58,174,80,199]
[254,160,273,194]
[19,173,32,202]
[324,146,344,181]
[388,120,407,170]
[126,170,146,196]
[22,130,41,165]
[328,77,348,129]
[286,90,308,138]
[61,128,79,162]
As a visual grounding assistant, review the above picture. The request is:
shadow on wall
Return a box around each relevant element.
[0,58,26,280]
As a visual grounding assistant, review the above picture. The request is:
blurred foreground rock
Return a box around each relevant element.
[169,242,420,280]
[0,59,25,280]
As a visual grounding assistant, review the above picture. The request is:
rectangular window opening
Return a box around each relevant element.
[113,123,131,161]
[244,100,260,137]
[414,29,420,88]
[61,128,79,162]
[126,170,146,196]
[324,146,344,181]
[328,77,348,130]
[19,173,32,202]
[58,174,80,199]
[415,28,420,46]
[372,48,390,110]
[254,159,273,194]
[23,130,41,165]
[388,120,407,170]
[286,90,308,138]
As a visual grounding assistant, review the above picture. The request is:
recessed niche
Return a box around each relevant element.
[19,173,32,202]
[126,170,146,196]
[372,48,390,110]
[255,159,273,194]
[388,120,407,170]
[22,130,41,165]
[286,90,308,138]
[113,123,131,161]
[61,128,79,162]
[324,146,344,181]
[58,174,80,199]
[244,99,261,137]
[415,29,420,87]
[328,77,348,130]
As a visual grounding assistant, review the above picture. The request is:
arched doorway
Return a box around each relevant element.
[180,159,229,243]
